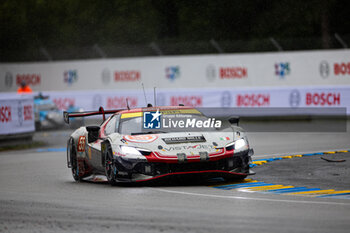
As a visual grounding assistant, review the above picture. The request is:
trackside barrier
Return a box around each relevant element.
[0,93,35,136]
[20,85,350,115]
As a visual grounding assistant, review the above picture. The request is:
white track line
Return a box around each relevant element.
[151,187,350,206]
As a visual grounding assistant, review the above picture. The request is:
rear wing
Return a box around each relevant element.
[63,106,125,124]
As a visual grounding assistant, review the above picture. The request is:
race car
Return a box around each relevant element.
[64,106,254,185]
[34,94,64,130]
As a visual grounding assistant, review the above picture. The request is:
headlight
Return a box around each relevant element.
[119,146,151,156]
[120,146,142,156]
[234,138,246,150]
[225,141,235,151]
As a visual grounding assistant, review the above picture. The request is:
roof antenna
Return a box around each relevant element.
[142,83,148,106]
[126,98,130,110]
[153,87,157,106]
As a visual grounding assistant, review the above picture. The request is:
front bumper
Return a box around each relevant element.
[113,149,254,183]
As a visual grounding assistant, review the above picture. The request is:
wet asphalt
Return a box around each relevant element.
[0,122,350,233]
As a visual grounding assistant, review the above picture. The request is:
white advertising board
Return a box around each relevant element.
[1,50,350,92]
[0,94,35,135]
[40,85,350,115]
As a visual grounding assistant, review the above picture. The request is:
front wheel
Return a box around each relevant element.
[104,143,117,186]
[67,137,81,181]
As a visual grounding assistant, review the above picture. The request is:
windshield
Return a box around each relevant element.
[119,113,223,135]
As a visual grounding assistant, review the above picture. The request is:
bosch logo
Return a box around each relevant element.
[306,92,340,106]
[64,70,78,85]
[221,91,232,107]
[206,65,216,82]
[16,74,41,86]
[0,106,12,123]
[289,90,301,107]
[334,62,350,76]
[23,105,33,121]
[170,96,202,107]
[319,61,330,78]
[5,72,13,88]
[220,67,247,79]
[107,97,138,108]
[236,94,270,107]
[114,70,140,82]
[53,98,75,110]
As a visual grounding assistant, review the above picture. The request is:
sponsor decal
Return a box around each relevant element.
[275,62,290,78]
[16,73,41,86]
[319,61,330,78]
[23,105,33,121]
[306,92,340,106]
[114,70,140,82]
[5,72,13,88]
[123,135,158,143]
[289,90,301,107]
[53,98,75,110]
[0,106,12,123]
[220,66,247,79]
[101,68,111,84]
[206,65,216,82]
[143,110,162,129]
[334,62,350,76]
[170,96,203,107]
[236,94,270,107]
[162,136,206,144]
[166,66,180,81]
[64,70,78,85]
[221,91,232,107]
[116,152,126,157]
[77,136,86,152]
[106,97,137,108]
[163,144,215,151]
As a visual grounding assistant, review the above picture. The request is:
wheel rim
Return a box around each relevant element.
[105,150,115,181]
[68,138,79,179]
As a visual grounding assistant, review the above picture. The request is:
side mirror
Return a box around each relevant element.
[86,126,100,143]
[228,117,239,125]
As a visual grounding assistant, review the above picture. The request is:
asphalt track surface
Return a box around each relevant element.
[1,124,350,233]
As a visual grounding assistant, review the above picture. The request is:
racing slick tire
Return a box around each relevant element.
[103,142,118,186]
[67,137,82,181]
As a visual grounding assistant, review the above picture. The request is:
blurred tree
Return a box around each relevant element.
[0,0,349,61]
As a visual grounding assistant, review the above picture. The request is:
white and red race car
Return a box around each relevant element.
[65,106,254,185]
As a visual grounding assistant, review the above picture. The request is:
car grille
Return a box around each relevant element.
[133,154,249,176]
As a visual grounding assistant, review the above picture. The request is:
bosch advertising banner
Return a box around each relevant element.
[38,85,350,115]
[1,50,350,92]
[0,94,35,135]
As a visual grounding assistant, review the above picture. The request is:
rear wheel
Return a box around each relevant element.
[67,137,81,181]
[104,143,117,186]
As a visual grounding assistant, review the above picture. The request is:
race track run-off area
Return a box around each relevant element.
[0,129,350,233]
